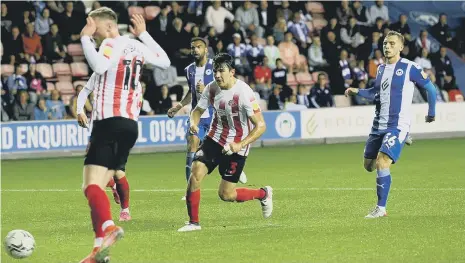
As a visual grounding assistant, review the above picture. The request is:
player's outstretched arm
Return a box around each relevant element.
[130,14,170,69]
[168,90,192,118]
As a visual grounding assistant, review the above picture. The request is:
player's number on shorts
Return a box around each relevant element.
[383,133,397,148]
[122,59,143,90]
[229,162,238,175]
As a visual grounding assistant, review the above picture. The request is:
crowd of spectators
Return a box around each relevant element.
[1,0,464,122]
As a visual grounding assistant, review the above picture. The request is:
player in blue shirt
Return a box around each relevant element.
[168,38,247,200]
[345,31,436,218]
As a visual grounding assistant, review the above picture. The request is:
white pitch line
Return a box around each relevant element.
[1,187,464,192]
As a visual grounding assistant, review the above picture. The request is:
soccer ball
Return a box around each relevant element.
[4,230,35,259]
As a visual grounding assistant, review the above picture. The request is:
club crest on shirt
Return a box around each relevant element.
[396,69,404,76]
[205,69,212,75]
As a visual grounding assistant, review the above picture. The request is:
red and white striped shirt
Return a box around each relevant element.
[197,79,261,156]
[78,32,170,122]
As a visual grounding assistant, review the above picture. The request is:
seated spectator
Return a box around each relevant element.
[205,0,235,34]
[1,3,13,36]
[443,75,459,92]
[368,49,384,78]
[309,73,333,108]
[367,0,389,25]
[2,26,24,64]
[34,98,51,120]
[278,31,300,73]
[46,90,66,120]
[400,44,415,61]
[155,85,172,114]
[271,58,287,87]
[190,25,201,38]
[336,0,353,26]
[268,86,284,110]
[308,35,329,71]
[207,27,220,50]
[222,20,246,47]
[276,0,293,22]
[341,16,365,52]
[140,82,154,116]
[153,65,184,101]
[43,24,67,63]
[390,14,410,36]
[371,17,387,38]
[430,13,454,49]
[272,18,287,44]
[235,1,264,38]
[321,18,342,46]
[246,34,265,68]
[257,0,272,35]
[253,56,272,99]
[428,73,446,102]
[338,50,353,89]
[322,31,343,66]
[168,18,191,75]
[351,0,369,26]
[296,84,310,108]
[287,11,312,53]
[35,8,53,37]
[18,10,33,33]
[434,46,454,87]
[415,30,431,54]
[6,64,28,102]
[59,1,86,45]
[214,39,225,54]
[354,80,373,105]
[414,48,433,71]
[70,85,92,119]
[352,60,368,83]
[360,31,381,61]
[285,95,308,111]
[264,35,281,69]
[24,64,47,104]
[22,22,43,63]
[13,90,35,121]
[227,33,251,78]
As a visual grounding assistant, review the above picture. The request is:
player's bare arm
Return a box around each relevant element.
[229,112,267,153]
[345,88,359,97]
[168,90,192,118]
[189,106,206,135]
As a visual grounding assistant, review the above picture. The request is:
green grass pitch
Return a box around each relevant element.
[1,138,464,262]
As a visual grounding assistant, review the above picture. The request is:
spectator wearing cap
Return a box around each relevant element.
[205,0,235,34]
[367,0,389,25]
[264,35,281,69]
[278,31,300,73]
[235,0,264,38]
[287,11,312,53]
[227,33,251,77]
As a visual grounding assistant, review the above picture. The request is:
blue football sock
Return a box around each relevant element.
[376,168,392,207]
[185,152,195,182]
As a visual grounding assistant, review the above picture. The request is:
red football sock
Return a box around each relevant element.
[84,184,112,238]
[115,176,130,209]
[106,177,115,188]
[186,189,200,223]
[235,188,266,202]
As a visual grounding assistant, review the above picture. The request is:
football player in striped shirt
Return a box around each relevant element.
[345,31,436,218]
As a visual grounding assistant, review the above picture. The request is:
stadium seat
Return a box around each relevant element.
[70,62,89,78]
[334,95,351,107]
[57,75,72,82]
[145,6,160,21]
[312,18,328,30]
[52,63,71,76]
[73,80,87,89]
[1,64,14,77]
[55,81,75,95]
[46,82,55,91]
[306,2,325,14]
[67,44,83,56]
[35,63,54,78]
[128,6,145,19]
[61,94,73,106]
[19,64,29,74]
[287,73,298,86]
[72,56,86,62]
[295,72,314,85]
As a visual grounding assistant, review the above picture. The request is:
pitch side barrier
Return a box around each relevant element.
[1,103,464,160]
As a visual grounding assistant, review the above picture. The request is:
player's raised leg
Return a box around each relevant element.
[114,170,131,221]
[178,160,209,232]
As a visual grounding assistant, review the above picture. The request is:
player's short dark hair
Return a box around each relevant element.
[89,7,118,23]
[191,37,208,47]
[213,53,234,71]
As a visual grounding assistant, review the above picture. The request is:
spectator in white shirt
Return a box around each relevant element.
[414,48,433,70]
[205,0,235,34]
[308,36,328,70]
[264,35,281,69]
[367,0,389,25]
